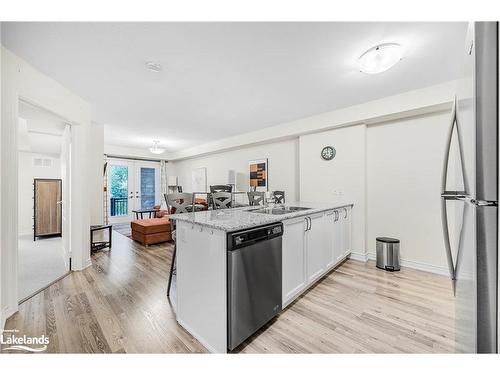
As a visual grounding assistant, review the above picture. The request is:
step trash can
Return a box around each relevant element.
[376,237,400,271]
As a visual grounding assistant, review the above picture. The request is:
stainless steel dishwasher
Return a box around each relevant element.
[227,222,283,351]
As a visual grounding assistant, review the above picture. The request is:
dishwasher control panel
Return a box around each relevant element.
[227,222,283,251]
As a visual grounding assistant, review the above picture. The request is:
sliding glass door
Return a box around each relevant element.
[108,159,161,223]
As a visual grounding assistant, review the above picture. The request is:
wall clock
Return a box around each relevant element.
[321,146,336,161]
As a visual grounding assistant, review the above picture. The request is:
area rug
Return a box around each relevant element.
[112,222,132,238]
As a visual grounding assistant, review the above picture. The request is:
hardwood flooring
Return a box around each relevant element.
[2,231,456,353]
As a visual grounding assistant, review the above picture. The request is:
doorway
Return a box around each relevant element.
[107,158,161,223]
[17,100,72,302]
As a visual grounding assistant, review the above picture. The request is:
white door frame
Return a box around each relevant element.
[107,158,161,223]
[60,124,72,270]
[2,49,93,323]
[16,99,73,302]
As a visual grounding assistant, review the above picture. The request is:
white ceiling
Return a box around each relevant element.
[2,22,467,152]
[18,101,65,155]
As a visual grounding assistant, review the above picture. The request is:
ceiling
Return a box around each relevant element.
[2,22,467,152]
[18,101,66,156]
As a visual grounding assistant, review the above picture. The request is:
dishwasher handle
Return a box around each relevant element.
[228,222,283,250]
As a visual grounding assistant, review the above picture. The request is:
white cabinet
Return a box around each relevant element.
[282,216,308,306]
[340,206,352,257]
[282,206,352,308]
[326,208,347,267]
[332,209,344,263]
[324,211,336,269]
[305,212,326,283]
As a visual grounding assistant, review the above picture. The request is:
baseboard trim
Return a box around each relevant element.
[177,318,225,353]
[83,258,92,269]
[349,251,368,262]
[365,252,449,276]
[348,250,449,276]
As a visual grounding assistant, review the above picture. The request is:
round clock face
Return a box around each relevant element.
[321,146,336,161]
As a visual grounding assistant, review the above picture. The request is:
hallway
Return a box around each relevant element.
[18,234,67,301]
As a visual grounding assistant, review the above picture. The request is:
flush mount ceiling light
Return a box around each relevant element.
[145,61,162,73]
[358,43,403,74]
[149,140,165,154]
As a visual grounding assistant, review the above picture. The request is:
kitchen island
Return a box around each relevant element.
[169,201,353,353]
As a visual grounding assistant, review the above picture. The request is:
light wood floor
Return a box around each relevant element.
[2,231,456,353]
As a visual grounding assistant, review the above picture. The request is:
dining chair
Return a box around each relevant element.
[210,184,233,193]
[272,190,285,204]
[165,192,195,297]
[247,191,265,206]
[165,192,194,214]
[211,192,233,209]
[209,185,232,207]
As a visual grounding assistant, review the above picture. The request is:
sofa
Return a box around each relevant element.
[131,217,172,246]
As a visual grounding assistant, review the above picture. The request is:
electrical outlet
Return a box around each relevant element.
[332,189,344,196]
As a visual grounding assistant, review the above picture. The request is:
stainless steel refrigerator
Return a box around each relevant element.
[441,22,498,353]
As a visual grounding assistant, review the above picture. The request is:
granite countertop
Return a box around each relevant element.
[168,201,353,232]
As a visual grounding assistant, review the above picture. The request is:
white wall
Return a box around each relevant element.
[105,143,165,160]
[169,81,455,161]
[299,124,367,257]
[90,122,104,225]
[366,111,450,273]
[169,108,453,275]
[170,138,300,202]
[1,47,100,321]
[165,81,456,276]
[18,152,62,235]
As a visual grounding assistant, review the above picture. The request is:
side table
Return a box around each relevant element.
[90,224,112,252]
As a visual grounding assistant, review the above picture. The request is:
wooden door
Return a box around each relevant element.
[34,179,62,239]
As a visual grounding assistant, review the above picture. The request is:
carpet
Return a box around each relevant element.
[18,234,68,300]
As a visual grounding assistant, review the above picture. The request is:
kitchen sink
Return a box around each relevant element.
[286,206,311,211]
[248,206,312,215]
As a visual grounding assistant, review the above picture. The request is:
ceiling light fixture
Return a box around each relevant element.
[145,61,162,73]
[358,43,403,74]
[149,140,165,154]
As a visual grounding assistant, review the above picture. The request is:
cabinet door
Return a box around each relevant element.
[282,216,307,306]
[333,209,344,263]
[324,211,335,269]
[341,206,352,257]
[306,212,326,283]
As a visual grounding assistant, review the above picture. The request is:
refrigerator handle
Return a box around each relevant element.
[441,196,457,289]
[441,96,457,195]
[440,96,458,287]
